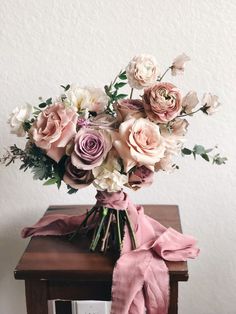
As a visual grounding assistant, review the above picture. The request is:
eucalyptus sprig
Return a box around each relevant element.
[182,145,227,165]
[104,70,128,114]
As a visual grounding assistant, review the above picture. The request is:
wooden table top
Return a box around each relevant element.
[14,205,188,282]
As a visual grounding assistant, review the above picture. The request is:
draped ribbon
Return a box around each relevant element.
[22,190,199,314]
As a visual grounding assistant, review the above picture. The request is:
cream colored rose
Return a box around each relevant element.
[202,93,220,115]
[126,54,159,89]
[64,86,108,113]
[114,118,166,172]
[182,91,199,114]
[171,53,190,76]
[8,103,33,137]
[92,150,128,192]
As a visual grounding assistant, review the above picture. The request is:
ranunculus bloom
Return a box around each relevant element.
[71,127,112,170]
[63,158,94,189]
[128,166,154,190]
[202,93,221,115]
[143,82,182,123]
[32,103,77,162]
[64,86,108,113]
[114,99,146,122]
[113,118,166,172]
[126,54,159,89]
[182,91,199,114]
[171,53,190,76]
[8,103,32,137]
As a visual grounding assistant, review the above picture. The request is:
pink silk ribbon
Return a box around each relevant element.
[22,190,199,314]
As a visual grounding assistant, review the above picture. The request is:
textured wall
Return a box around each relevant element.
[0,1,235,313]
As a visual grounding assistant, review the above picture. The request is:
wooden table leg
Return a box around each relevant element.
[168,281,178,314]
[25,280,48,314]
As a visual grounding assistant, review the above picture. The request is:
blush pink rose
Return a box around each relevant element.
[63,158,94,189]
[71,127,112,170]
[143,82,182,123]
[113,118,166,172]
[32,103,78,162]
[114,99,146,122]
[128,166,154,190]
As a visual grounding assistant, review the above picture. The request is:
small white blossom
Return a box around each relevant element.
[171,53,190,76]
[8,103,32,137]
[182,91,199,114]
[202,93,221,115]
[64,86,108,113]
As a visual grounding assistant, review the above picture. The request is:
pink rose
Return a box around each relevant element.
[143,83,182,123]
[63,158,94,189]
[32,103,77,162]
[114,99,146,122]
[128,166,154,190]
[113,118,166,172]
[71,127,112,170]
[89,113,119,129]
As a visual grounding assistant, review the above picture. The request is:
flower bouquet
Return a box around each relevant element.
[1,53,226,253]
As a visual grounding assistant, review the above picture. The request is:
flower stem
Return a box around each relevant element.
[177,107,203,118]
[90,207,108,251]
[116,210,122,249]
[158,67,171,81]
[130,88,134,99]
[124,210,137,249]
[101,210,113,252]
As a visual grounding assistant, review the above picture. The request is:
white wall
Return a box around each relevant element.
[0,1,235,313]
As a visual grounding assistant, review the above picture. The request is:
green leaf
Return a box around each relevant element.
[193,145,206,155]
[114,82,126,89]
[119,72,127,80]
[38,102,47,108]
[181,148,192,155]
[67,186,78,194]
[43,178,58,185]
[46,98,52,105]
[22,121,31,131]
[60,84,70,91]
[116,94,128,100]
[201,154,210,162]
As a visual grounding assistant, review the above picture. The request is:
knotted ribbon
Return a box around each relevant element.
[22,190,199,314]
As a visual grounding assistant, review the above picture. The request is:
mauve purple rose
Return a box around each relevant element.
[63,158,94,189]
[71,127,112,170]
[128,166,154,190]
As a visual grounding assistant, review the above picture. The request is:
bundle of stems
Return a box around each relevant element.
[69,206,137,253]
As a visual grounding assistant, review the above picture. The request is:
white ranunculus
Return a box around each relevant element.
[182,91,199,114]
[202,93,221,115]
[8,103,32,137]
[64,86,108,113]
[171,53,190,76]
[92,153,128,192]
[126,54,159,89]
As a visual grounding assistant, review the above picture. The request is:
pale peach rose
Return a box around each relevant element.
[171,53,190,76]
[113,118,166,172]
[202,93,221,115]
[126,54,159,89]
[32,103,77,162]
[182,91,199,114]
[143,82,182,123]
[114,99,146,122]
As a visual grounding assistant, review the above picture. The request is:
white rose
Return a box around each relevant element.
[92,152,128,192]
[202,93,220,115]
[126,54,159,89]
[64,86,108,113]
[171,53,190,76]
[182,91,199,114]
[8,103,32,137]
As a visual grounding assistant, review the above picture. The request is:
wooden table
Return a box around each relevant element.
[14,205,189,314]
